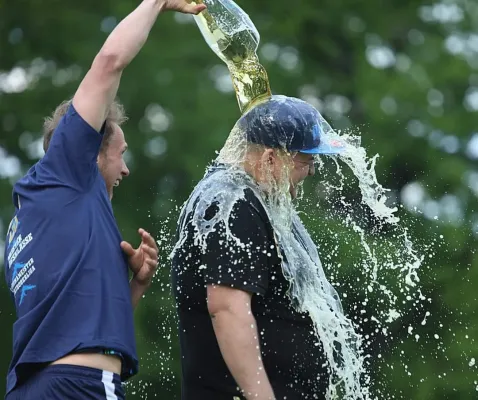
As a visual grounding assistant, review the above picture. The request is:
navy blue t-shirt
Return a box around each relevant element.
[3,105,138,394]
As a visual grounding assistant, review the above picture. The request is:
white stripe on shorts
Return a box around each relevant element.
[102,370,118,400]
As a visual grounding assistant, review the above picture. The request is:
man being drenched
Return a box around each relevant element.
[172,95,359,400]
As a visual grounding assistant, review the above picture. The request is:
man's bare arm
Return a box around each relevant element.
[207,284,275,400]
[73,0,205,132]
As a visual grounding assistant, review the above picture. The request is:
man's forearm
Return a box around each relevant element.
[130,278,149,309]
[73,0,169,130]
[95,0,166,71]
[211,310,275,400]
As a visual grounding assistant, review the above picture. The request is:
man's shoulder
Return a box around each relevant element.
[192,176,268,223]
[242,187,267,214]
[199,166,266,208]
[13,161,98,197]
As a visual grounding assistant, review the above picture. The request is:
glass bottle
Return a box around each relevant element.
[188,0,272,113]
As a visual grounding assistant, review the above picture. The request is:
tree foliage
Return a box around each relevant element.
[1,0,477,398]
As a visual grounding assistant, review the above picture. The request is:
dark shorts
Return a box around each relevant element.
[6,364,125,400]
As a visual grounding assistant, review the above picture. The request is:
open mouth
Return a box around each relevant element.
[114,179,121,187]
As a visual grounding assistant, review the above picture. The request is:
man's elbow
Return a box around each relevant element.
[92,50,126,74]
[208,306,247,330]
[206,285,253,321]
[207,298,231,319]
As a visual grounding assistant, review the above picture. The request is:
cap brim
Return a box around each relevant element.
[300,137,345,155]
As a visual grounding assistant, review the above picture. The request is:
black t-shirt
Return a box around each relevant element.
[171,170,329,400]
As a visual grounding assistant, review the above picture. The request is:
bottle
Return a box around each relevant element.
[187,0,272,113]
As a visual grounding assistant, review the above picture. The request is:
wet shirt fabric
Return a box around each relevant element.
[172,166,329,400]
[3,104,138,394]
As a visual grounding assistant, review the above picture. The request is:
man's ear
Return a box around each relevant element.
[261,148,275,166]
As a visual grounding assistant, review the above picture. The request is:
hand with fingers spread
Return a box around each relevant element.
[158,0,207,15]
[121,228,159,287]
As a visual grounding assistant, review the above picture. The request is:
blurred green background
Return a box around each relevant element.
[1,0,477,398]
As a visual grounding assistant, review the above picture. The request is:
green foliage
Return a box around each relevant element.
[1,0,477,398]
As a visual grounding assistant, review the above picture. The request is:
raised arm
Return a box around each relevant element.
[73,0,206,131]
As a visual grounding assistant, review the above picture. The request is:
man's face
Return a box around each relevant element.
[97,124,130,200]
[289,152,315,198]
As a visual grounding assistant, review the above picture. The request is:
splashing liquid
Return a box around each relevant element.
[317,122,425,322]
[323,125,424,308]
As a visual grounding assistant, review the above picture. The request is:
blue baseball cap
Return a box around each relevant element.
[236,95,345,155]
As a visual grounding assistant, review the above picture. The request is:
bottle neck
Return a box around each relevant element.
[228,56,272,113]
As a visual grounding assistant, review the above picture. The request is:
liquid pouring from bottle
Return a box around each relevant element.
[187,0,272,113]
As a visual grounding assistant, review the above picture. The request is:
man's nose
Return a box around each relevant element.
[122,161,130,177]
[308,163,315,176]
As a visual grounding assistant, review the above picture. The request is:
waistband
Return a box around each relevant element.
[38,364,121,385]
